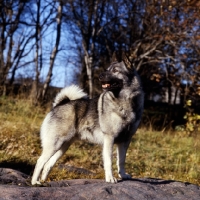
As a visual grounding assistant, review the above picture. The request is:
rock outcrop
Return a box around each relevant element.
[0,168,200,200]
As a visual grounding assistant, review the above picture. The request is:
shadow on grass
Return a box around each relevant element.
[0,161,34,175]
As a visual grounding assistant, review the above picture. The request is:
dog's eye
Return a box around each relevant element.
[113,68,118,73]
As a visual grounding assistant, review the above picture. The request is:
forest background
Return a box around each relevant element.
[0,0,200,185]
[1,0,200,132]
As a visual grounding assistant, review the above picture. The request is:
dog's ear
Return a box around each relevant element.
[122,52,132,69]
[111,52,119,63]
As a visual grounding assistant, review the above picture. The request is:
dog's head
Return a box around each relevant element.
[99,60,136,94]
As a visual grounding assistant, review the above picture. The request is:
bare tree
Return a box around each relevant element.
[29,0,42,103]
[63,0,103,98]
[41,0,63,100]
[28,0,56,103]
[0,0,34,95]
[62,0,149,97]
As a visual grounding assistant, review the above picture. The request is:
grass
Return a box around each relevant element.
[0,96,200,185]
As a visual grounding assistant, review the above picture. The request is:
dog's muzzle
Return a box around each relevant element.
[99,72,123,90]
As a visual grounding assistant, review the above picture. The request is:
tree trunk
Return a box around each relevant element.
[84,53,93,99]
[41,1,63,100]
[29,0,41,104]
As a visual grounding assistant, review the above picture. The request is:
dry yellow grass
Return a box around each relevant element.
[0,96,200,185]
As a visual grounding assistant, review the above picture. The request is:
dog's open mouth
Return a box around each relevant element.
[102,83,111,89]
[101,81,122,90]
[99,72,123,91]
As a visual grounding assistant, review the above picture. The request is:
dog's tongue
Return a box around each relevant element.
[102,84,110,88]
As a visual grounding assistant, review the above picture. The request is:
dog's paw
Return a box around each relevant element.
[105,175,118,183]
[31,180,41,185]
[118,173,132,180]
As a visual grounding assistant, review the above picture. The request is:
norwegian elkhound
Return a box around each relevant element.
[31,58,144,185]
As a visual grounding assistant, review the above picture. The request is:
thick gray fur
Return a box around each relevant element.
[31,61,144,185]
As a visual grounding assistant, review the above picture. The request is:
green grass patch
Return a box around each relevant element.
[0,96,200,185]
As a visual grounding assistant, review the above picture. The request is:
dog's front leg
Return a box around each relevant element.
[103,135,117,183]
[116,141,132,180]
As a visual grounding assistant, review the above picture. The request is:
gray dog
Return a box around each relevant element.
[31,59,144,185]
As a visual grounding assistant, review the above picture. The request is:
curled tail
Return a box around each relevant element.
[53,85,88,108]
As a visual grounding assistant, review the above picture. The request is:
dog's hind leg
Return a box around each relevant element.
[31,149,56,185]
[116,141,132,180]
[40,141,72,182]
[31,137,70,185]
